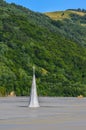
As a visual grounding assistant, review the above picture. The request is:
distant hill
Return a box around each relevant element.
[0,0,86,97]
[45,9,86,46]
[45,9,86,20]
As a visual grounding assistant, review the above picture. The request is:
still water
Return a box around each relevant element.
[0,97,86,130]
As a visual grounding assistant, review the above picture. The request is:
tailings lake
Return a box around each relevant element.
[0,97,86,130]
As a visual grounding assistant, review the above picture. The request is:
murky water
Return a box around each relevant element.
[0,97,86,130]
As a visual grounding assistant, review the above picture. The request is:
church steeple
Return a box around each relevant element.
[29,66,40,108]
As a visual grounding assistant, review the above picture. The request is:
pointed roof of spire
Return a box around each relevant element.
[33,66,35,75]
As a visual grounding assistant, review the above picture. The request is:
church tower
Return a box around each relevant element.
[29,66,40,108]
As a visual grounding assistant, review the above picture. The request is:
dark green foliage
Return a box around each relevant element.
[0,1,86,96]
[67,8,86,13]
[51,13,86,46]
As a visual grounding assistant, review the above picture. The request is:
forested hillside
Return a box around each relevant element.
[45,9,86,46]
[0,0,86,97]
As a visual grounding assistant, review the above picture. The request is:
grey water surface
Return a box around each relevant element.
[0,97,86,130]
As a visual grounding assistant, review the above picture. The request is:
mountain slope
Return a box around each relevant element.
[0,1,86,96]
[45,10,86,20]
[45,9,86,46]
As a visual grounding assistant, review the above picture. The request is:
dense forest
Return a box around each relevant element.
[45,9,86,46]
[0,0,86,97]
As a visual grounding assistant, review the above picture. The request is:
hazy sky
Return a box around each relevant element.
[6,0,86,12]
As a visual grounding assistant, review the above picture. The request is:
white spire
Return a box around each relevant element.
[29,66,40,108]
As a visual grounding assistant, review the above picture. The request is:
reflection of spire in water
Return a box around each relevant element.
[29,66,40,108]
